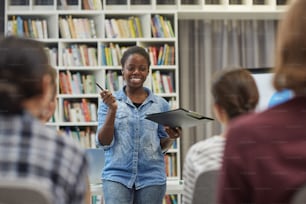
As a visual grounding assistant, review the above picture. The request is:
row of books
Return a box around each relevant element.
[148,44,175,66]
[152,70,175,94]
[63,99,97,122]
[60,127,96,149]
[59,71,97,94]
[151,14,175,38]
[105,71,124,92]
[49,91,177,124]
[101,43,130,66]
[105,16,143,39]
[58,69,176,95]
[62,44,98,66]
[165,153,177,177]
[163,195,178,204]
[44,43,174,67]
[101,43,175,66]
[59,16,97,39]
[7,16,48,39]
[103,69,175,94]
[7,15,174,40]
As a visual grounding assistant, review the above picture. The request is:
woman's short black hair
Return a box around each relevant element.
[120,46,151,68]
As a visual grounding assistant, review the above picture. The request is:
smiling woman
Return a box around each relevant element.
[95,46,181,204]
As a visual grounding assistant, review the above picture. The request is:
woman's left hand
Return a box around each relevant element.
[164,126,182,139]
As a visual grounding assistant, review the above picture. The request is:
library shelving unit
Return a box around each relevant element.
[4,0,180,203]
[4,0,289,203]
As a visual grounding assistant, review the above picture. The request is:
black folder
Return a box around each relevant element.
[145,108,214,128]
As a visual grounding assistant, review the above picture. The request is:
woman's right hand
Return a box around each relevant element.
[100,90,118,110]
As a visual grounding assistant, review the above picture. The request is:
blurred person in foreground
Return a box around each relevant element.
[0,36,90,204]
[217,0,306,203]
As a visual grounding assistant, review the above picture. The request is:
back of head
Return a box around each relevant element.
[0,36,49,115]
[212,68,259,119]
[274,0,306,95]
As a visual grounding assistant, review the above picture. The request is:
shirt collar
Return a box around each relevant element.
[115,86,158,105]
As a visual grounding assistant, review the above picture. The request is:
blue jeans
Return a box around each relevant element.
[102,180,166,204]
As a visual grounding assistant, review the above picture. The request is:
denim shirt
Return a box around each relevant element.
[96,86,170,189]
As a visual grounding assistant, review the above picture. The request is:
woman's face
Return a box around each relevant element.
[122,53,149,88]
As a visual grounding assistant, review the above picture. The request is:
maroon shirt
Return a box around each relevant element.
[217,96,306,204]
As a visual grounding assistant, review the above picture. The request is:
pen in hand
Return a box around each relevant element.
[96,82,105,91]
[96,82,107,98]
[96,82,117,107]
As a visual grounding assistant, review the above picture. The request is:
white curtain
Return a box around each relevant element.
[178,19,277,171]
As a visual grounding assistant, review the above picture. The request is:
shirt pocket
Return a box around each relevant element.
[115,110,129,130]
[143,107,161,131]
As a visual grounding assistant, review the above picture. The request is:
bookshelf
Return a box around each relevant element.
[4,0,180,203]
[4,0,289,203]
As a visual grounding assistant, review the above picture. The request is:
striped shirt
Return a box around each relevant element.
[0,112,88,204]
[182,135,225,204]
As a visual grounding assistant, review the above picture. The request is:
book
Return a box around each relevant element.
[16,16,23,37]
[134,16,143,37]
[162,75,170,93]
[81,98,91,122]
[104,19,114,38]
[42,19,48,38]
[67,15,76,38]
[100,44,107,65]
[110,18,120,38]
[59,72,68,94]
[35,19,44,39]
[83,0,91,9]
[89,19,97,38]
[94,0,102,9]
[59,17,70,38]
[31,19,38,38]
[145,108,213,128]
[66,70,73,94]
[166,20,175,38]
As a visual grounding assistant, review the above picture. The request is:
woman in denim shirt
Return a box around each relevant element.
[96,46,181,204]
